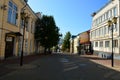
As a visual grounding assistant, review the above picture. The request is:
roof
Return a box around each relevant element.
[92,0,112,17]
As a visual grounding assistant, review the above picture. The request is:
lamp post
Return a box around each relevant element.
[20,0,28,66]
[107,17,117,67]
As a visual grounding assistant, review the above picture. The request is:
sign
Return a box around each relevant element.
[6,37,13,42]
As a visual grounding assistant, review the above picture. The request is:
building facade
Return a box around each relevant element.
[0,0,37,59]
[79,30,92,55]
[90,0,120,59]
[70,35,78,54]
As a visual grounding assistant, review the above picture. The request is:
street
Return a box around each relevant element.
[0,53,120,80]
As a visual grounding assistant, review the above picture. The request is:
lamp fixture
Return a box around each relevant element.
[112,17,117,24]
[1,5,7,10]
[107,17,117,27]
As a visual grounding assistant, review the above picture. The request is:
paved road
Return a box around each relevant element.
[0,53,120,80]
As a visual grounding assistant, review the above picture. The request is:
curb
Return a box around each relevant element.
[5,64,38,70]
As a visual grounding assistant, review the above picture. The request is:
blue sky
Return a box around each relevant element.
[28,0,108,36]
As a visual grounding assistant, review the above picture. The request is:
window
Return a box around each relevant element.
[102,15,104,22]
[106,26,109,34]
[99,16,102,23]
[108,10,110,19]
[99,28,102,36]
[113,7,117,17]
[105,13,107,20]
[100,41,103,47]
[7,1,18,25]
[97,29,99,36]
[105,41,110,47]
[102,27,104,36]
[104,26,106,34]
[103,14,105,21]
[31,21,35,33]
[95,42,98,47]
[113,40,118,47]
[110,10,112,18]
[106,11,109,20]
[114,23,117,32]
[92,42,94,47]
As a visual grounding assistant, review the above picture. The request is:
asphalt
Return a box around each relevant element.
[0,53,120,80]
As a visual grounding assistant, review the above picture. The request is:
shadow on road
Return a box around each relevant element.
[0,53,120,80]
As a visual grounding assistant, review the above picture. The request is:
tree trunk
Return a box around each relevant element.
[48,48,51,54]
[44,47,47,54]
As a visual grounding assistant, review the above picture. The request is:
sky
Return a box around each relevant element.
[28,0,109,36]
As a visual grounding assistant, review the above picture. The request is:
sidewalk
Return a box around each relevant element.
[0,54,44,76]
[81,55,120,71]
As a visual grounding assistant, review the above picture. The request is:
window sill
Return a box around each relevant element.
[7,21,18,27]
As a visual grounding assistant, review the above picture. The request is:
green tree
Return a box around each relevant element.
[35,15,60,54]
[62,32,71,52]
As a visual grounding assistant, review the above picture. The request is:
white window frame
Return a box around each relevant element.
[113,7,117,17]
[100,41,103,47]
[7,1,18,25]
[105,41,110,47]
[113,40,118,47]
[95,42,98,47]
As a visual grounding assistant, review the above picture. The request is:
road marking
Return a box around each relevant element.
[64,66,79,72]
[59,58,69,63]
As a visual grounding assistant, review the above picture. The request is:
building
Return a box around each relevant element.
[0,0,37,59]
[79,30,92,55]
[70,35,76,53]
[90,0,120,59]
[70,35,80,54]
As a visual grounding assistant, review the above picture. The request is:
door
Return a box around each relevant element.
[5,37,14,58]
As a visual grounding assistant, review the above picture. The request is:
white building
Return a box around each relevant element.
[90,0,120,59]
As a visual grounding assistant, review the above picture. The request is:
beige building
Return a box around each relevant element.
[0,0,37,59]
[90,0,120,59]
[70,35,80,54]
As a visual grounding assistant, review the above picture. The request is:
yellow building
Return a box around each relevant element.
[0,0,37,59]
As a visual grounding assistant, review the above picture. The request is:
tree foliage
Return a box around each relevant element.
[62,32,71,52]
[35,15,60,53]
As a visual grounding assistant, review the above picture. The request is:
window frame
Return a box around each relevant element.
[105,41,110,48]
[7,1,18,25]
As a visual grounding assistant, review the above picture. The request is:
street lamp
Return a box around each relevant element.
[20,0,28,66]
[107,17,117,67]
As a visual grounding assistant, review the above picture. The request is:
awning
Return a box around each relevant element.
[6,32,22,37]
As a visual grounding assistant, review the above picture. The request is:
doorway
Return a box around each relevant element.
[5,37,14,58]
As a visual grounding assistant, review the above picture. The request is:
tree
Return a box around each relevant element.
[62,32,71,52]
[35,15,60,54]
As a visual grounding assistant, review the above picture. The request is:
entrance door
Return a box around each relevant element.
[5,37,14,58]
